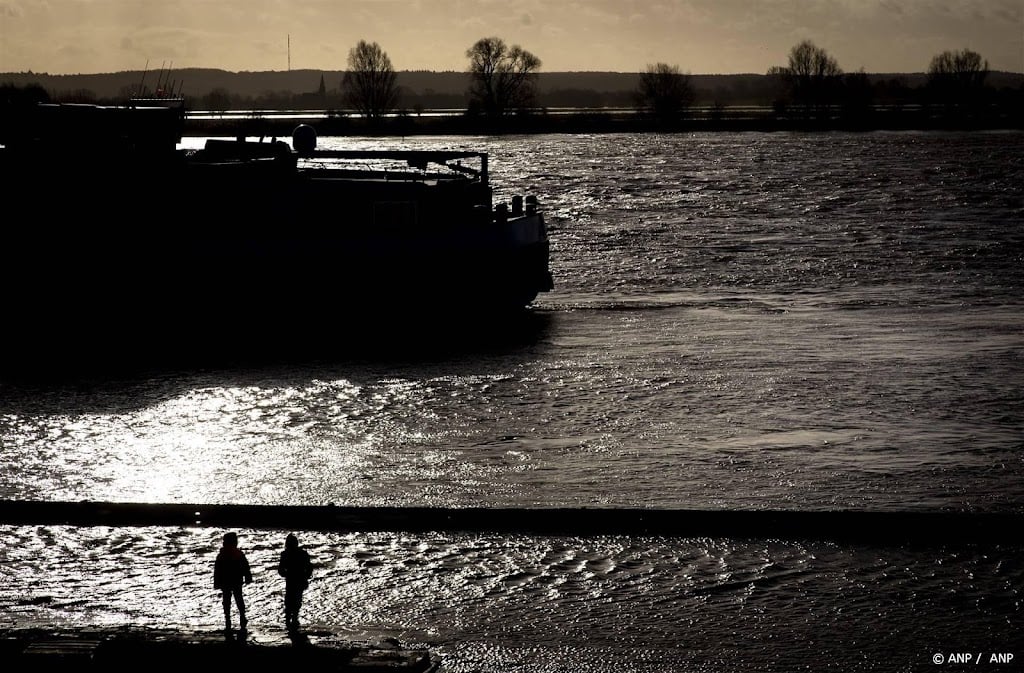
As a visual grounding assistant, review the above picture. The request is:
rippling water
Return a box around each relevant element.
[2,131,1022,670]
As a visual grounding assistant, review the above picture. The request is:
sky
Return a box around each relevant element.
[1,0,1021,75]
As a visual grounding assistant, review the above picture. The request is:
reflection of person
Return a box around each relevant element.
[214,531,253,631]
[277,533,313,630]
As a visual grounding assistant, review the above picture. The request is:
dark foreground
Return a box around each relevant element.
[0,625,439,672]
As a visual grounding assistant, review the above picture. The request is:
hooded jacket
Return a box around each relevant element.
[278,535,313,589]
[214,545,253,590]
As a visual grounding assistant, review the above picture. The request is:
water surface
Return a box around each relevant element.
[2,131,1022,670]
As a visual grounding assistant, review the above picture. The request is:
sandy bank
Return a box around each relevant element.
[1,500,1020,544]
[0,624,439,672]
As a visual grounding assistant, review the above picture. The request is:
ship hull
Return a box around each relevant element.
[0,121,553,373]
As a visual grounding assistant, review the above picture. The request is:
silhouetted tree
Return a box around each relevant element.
[58,88,98,104]
[466,37,541,118]
[840,69,873,120]
[634,63,694,120]
[769,40,843,117]
[874,77,913,109]
[0,82,50,107]
[202,87,232,114]
[927,48,989,108]
[342,40,399,119]
[255,89,296,110]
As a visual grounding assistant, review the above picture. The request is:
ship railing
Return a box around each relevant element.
[301,150,488,185]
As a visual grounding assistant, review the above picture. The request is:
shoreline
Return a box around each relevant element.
[182,110,1024,138]
[0,624,439,672]
[1,500,1020,544]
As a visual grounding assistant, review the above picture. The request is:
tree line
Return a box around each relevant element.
[764,41,997,118]
[329,37,1018,124]
[3,37,1021,129]
[332,36,545,120]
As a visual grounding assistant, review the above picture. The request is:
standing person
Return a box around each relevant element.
[277,533,313,630]
[214,531,253,632]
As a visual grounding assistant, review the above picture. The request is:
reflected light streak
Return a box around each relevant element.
[80,379,377,504]
[89,374,467,505]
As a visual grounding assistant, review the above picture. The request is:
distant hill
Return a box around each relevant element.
[3,68,1022,108]
[0,68,647,99]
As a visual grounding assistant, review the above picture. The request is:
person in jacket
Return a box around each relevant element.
[277,533,313,630]
[214,531,253,631]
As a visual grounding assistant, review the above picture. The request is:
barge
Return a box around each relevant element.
[0,102,553,370]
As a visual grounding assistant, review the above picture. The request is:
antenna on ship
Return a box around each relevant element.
[161,62,174,97]
[138,59,149,97]
[152,61,163,96]
[288,34,291,71]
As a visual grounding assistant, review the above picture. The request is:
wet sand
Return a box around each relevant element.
[0,624,439,672]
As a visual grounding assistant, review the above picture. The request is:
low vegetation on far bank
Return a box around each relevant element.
[3,38,1022,134]
[177,105,1022,138]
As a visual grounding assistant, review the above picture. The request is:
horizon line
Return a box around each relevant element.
[7,67,1024,78]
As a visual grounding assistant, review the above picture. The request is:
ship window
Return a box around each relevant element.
[373,201,418,227]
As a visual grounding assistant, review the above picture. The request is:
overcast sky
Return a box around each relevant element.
[1,0,1021,75]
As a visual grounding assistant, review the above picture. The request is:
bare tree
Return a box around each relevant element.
[840,69,873,118]
[466,37,541,118]
[202,87,232,115]
[635,63,694,120]
[342,40,398,119]
[769,40,843,116]
[927,48,989,106]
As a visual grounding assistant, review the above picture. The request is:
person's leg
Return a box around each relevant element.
[221,589,232,629]
[284,584,297,626]
[234,586,248,628]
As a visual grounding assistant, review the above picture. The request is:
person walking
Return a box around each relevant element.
[214,531,253,632]
[277,533,313,630]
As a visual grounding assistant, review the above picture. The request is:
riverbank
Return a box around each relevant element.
[2,500,1021,544]
[0,625,439,672]
[184,108,1024,137]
